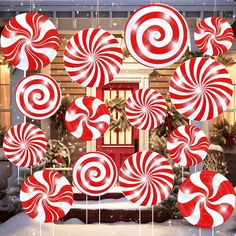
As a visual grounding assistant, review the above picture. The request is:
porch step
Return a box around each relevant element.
[63,208,170,224]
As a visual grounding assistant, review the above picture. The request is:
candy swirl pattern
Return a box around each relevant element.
[124,4,189,68]
[73,152,118,196]
[167,125,209,166]
[20,170,73,223]
[65,96,110,140]
[125,88,167,130]
[178,170,236,228]
[169,57,233,121]
[15,74,62,120]
[64,28,123,87]
[1,12,59,71]
[3,123,47,167]
[194,17,234,56]
[119,151,174,206]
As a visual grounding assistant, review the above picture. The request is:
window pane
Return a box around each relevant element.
[75,11,91,18]
[0,65,10,84]
[223,112,235,125]
[185,11,200,18]
[0,112,10,129]
[0,85,10,109]
[112,11,128,18]
[223,11,233,18]
[94,11,109,18]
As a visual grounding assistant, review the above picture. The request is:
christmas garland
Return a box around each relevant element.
[105,97,131,132]
[0,123,7,147]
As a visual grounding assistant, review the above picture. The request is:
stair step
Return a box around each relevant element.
[63,208,170,224]
[74,192,124,201]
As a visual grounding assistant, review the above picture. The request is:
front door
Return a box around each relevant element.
[96,83,139,171]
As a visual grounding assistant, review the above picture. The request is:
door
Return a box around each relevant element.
[96,83,139,171]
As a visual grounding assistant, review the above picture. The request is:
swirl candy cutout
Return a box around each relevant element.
[194,17,234,56]
[167,125,209,166]
[124,4,189,68]
[65,96,110,140]
[3,123,47,167]
[73,152,118,196]
[170,57,233,121]
[178,170,236,228]
[119,151,174,206]
[15,74,62,120]
[64,28,123,87]
[125,88,167,130]
[20,170,73,223]
[1,12,59,71]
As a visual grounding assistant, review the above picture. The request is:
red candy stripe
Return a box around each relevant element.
[119,151,174,206]
[178,170,236,228]
[125,88,167,130]
[195,17,234,56]
[1,12,59,71]
[15,74,62,120]
[20,170,73,223]
[73,152,118,196]
[65,96,110,140]
[167,125,209,166]
[3,123,47,167]
[124,4,189,68]
[170,57,233,121]
[64,28,123,87]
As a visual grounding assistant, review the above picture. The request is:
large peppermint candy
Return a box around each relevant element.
[3,123,47,167]
[1,12,59,71]
[194,17,234,56]
[64,28,123,87]
[73,152,118,196]
[125,88,167,130]
[178,170,236,228]
[65,96,110,140]
[167,125,209,166]
[124,4,189,68]
[20,170,73,223]
[119,151,174,206]
[15,74,62,120]
[170,57,233,121]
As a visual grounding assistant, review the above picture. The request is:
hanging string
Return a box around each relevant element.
[86,195,88,224]
[213,0,217,16]
[39,221,42,236]
[181,166,184,182]
[98,196,101,224]
[139,207,141,236]
[212,228,214,236]
[96,0,100,28]
[195,165,197,173]
[199,227,201,236]
[151,206,154,236]
[52,222,55,236]
[31,166,32,175]
[17,166,20,184]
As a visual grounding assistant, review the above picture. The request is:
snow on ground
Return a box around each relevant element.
[1,210,236,236]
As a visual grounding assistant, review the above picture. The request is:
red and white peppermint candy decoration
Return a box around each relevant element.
[65,96,110,140]
[73,152,117,196]
[125,88,167,130]
[20,170,73,223]
[167,125,209,166]
[15,74,62,120]
[124,4,189,68]
[1,12,59,71]
[178,170,236,228]
[64,28,123,87]
[194,17,234,56]
[170,57,233,121]
[3,123,47,167]
[119,151,174,206]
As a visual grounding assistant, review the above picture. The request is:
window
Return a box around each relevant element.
[75,11,91,18]
[185,11,201,18]
[223,11,233,18]
[203,11,220,18]
[0,63,11,132]
[112,11,128,18]
[0,11,15,18]
[56,11,72,18]
[93,11,109,18]
[40,11,53,17]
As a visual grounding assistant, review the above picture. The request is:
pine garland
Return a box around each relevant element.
[105,97,131,132]
[0,123,7,147]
